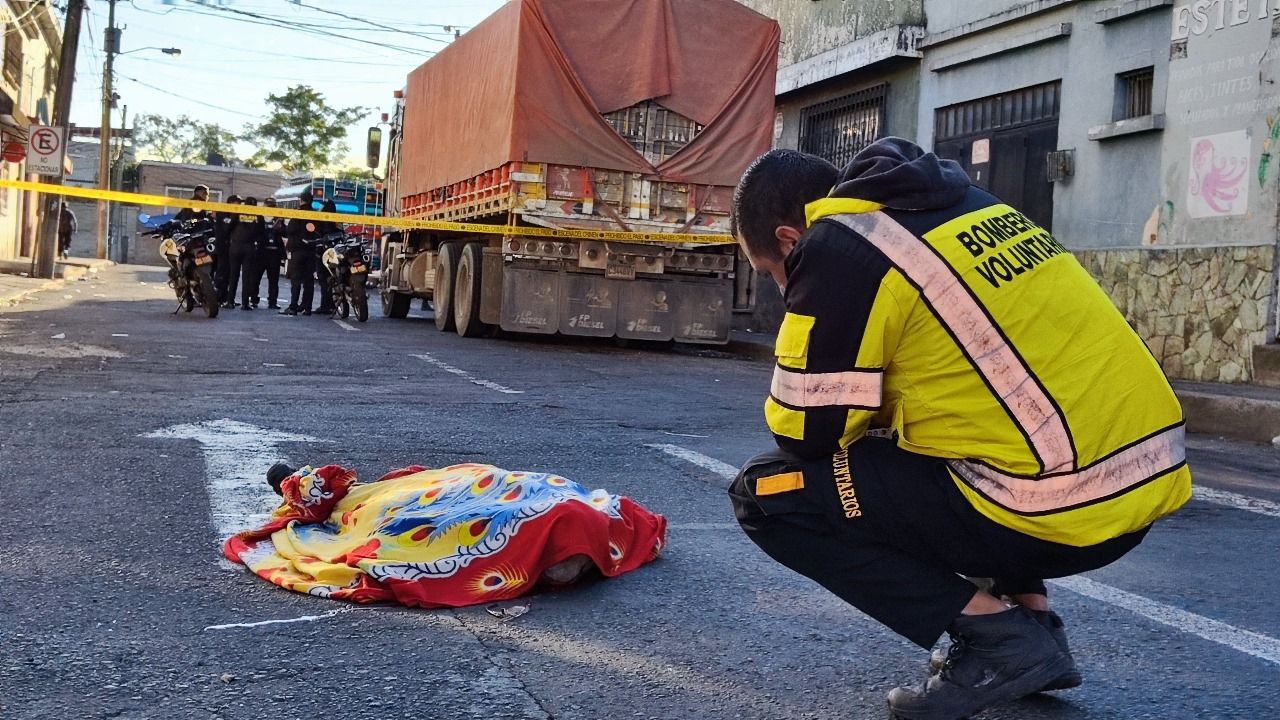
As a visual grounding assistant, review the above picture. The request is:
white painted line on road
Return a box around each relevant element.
[333,319,360,332]
[411,353,524,394]
[204,607,358,631]
[263,362,286,368]
[655,443,1280,667]
[1192,486,1280,518]
[647,444,739,481]
[668,522,739,530]
[143,419,325,571]
[1050,576,1280,666]
[111,333,128,337]
[661,430,710,438]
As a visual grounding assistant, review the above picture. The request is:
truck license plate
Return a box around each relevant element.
[605,263,636,280]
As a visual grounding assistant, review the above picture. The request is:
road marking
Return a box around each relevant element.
[333,319,359,332]
[654,443,1280,666]
[1192,486,1280,518]
[111,333,128,337]
[263,362,286,368]
[1050,576,1280,666]
[660,430,710,439]
[647,444,739,481]
[411,353,524,394]
[142,419,324,570]
[2,342,124,359]
[204,607,358,631]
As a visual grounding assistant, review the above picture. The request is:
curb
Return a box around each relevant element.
[0,278,64,307]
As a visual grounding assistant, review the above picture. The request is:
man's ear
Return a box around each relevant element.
[774,225,803,256]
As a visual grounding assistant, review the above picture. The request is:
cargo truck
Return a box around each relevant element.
[375,0,778,344]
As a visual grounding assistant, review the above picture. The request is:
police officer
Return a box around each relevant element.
[727,139,1191,720]
[226,197,266,311]
[282,191,318,316]
[312,198,340,315]
[174,184,213,223]
[249,197,286,310]
[214,195,242,306]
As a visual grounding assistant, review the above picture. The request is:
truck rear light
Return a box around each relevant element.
[524,240,538,253]
[542,242,555,255]
[508,240,521,252]
[701,256,713,267]
[559,243,573,257]
[586,248,600,260]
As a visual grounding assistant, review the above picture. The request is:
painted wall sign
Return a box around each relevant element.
[1187,130,1250,218]
[1173,0,1280,41]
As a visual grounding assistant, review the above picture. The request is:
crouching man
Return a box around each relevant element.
[727,139,1191,720]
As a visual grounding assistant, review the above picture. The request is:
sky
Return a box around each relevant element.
[67,0,508,169]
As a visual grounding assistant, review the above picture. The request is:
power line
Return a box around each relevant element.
[175,1,431,56]
[116,73,265,119]
[286,1,453,45]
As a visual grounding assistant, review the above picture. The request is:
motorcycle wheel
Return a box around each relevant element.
[196,267,219,319]
[339,299,350,320]
[351,275,369,322]
[183,293,196,312]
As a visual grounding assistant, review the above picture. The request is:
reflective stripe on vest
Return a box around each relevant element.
[950,424,1186,514]
[825,212,1075,473]
[771,366,882,409]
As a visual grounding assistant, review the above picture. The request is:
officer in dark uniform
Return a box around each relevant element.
[312,198,339,315]
[226,197,266,311]
[214,195,242,306]
[282,191,318,316]
[173,184,212,223]
[249,197,286,309]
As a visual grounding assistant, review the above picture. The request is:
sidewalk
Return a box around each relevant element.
[0,256,113,307]
[727,330,1280,446]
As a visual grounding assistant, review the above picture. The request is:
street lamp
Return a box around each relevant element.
[118,46,181,56]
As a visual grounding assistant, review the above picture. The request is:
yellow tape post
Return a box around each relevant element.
[0,178,736,246]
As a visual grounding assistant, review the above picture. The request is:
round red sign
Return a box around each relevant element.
[2,142,24,163]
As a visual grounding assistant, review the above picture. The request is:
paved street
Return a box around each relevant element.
[1,264,1278,720]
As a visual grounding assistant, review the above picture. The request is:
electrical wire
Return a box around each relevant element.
[285,1,451,45]
[116,73,265,119]
[175,1,430,56]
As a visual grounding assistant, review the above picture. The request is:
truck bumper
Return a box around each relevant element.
[499,266,731,344]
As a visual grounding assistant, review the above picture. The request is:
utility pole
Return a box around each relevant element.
[96,0,119,260]
[112,105,128,262]
[33,0,86,280]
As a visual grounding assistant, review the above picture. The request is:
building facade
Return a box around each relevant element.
[916,0,1277,384]
[0,0,60,261]
[735,0,926,329]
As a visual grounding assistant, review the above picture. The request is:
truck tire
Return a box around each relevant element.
[381,288,411,318]
[454,242,493,338]
[433,242,459,332]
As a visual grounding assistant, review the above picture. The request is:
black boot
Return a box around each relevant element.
[927,608,1081,692]
[888,607,1070,720]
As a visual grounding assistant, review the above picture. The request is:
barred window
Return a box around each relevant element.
[1115,67,1154,121]
[799,85,886,168]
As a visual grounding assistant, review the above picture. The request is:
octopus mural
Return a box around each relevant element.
[1189,133,1249,216]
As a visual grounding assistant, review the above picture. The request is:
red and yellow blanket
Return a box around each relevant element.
[223,463,666,606]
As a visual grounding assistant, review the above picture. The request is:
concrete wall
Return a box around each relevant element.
[135,162,284,217]
[774,58,920,152]
[738,0,924,66]
[919,2,1168,251]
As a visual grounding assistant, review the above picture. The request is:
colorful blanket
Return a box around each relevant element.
[223,463,666,606]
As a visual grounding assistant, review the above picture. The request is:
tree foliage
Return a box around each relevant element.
[133,114,240,164]
[244,85,368,172]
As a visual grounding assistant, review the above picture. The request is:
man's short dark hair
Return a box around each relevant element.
[731,150,838,260]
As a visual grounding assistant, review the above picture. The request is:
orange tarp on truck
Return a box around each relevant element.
[398,0,779,200]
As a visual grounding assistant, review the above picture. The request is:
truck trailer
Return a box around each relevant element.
[377,0,778,344]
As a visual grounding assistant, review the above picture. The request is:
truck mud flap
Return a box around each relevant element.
[617,279,674,341]
[500,267,560,334]
[673,280,732,345]
[561,273,617,337]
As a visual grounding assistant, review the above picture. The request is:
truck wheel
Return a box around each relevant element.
[381,289,411,318]
[433,242,459,332]
[454,242,494,338]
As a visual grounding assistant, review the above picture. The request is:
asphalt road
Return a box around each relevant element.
[1,264,1277,720]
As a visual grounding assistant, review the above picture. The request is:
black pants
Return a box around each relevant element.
[314,255,333,310]
[224,244,254,307]
[728,439,1148,649]
[211,253,227,303]
[249,251,282,306]
[288,254,315,311]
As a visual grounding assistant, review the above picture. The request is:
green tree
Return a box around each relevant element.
[133,114,240,164]
[244,85,368,172]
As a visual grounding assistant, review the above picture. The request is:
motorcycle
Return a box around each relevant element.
[151,219,220,319]
[320,232,372,322]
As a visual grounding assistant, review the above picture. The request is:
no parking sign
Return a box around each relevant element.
[26,125,65,176]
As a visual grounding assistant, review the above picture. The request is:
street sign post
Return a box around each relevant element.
[26,125,66,176]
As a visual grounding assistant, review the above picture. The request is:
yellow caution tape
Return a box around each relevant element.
[0,178,736,246]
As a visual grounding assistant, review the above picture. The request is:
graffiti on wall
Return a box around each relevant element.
[1188,130,1250,217]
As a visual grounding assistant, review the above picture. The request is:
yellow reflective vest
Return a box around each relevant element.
[766,191,1191,547]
